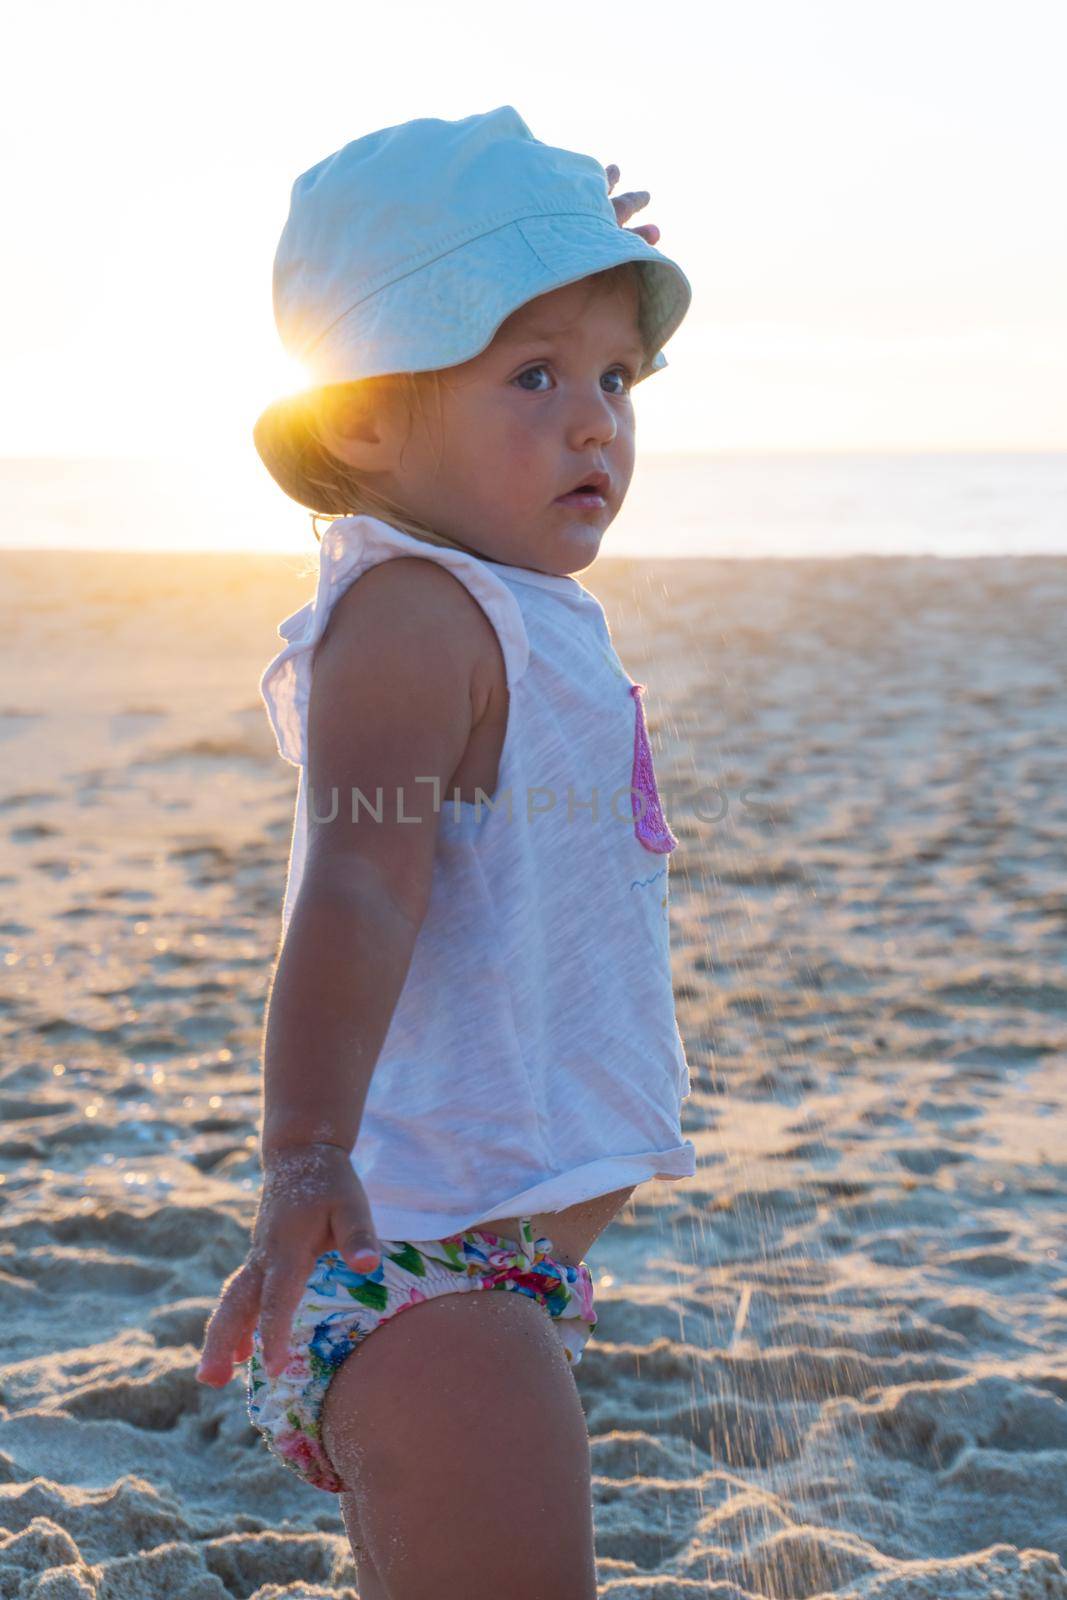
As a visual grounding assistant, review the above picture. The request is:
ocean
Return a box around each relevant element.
[0,450,1064,558]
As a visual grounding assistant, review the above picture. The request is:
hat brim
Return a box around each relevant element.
[254,212,691,513]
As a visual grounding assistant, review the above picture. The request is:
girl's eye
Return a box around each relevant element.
[513,363,634,395]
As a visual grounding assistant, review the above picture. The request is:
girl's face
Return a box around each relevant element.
[349,272,643,576]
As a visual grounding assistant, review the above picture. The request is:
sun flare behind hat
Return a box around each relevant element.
[253,104,692,512]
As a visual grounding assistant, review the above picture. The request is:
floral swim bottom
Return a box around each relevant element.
[246,1215,598,1493]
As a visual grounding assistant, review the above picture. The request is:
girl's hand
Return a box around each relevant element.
[605,163,661,247]
[195,1142,381,1386]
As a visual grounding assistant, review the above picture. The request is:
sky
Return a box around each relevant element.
[1,0,1065,470]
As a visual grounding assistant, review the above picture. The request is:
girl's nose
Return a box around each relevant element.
[565,390,619,449]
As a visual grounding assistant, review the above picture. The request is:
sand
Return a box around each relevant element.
[1,547,1066,1598]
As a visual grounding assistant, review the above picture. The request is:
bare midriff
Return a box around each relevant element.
[474,1184,637,1271]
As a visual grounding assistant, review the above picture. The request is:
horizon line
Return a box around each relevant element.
[1,445,1066,466]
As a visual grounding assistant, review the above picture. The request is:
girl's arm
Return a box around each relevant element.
[196,556,491,1385]
[261,555,488,1157]
[258,860,425,1157]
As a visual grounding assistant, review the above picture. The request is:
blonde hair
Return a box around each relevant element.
[261,262,644,554]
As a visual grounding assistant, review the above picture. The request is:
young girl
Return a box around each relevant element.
[196,105,695,1599]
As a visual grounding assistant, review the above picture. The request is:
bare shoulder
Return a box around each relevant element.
[320,555,500,712]
[301,554,502,920]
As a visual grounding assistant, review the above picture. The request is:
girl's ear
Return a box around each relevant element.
[320,380,376,440]
[314,380,398,471]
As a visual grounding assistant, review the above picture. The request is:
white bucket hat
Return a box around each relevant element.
[253,104,692,511]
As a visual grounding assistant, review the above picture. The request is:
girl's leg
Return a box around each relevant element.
[337,1491,389,1600]
[321,1286,598,1600]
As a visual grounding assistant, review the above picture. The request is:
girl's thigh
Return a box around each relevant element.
[320,1286,598,1600]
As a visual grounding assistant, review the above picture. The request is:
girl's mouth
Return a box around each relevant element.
[554,489,607,510]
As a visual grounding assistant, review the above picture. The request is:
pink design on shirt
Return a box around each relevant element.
[629,684,678,854]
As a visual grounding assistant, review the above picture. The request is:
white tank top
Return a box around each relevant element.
[261,515,696,1240]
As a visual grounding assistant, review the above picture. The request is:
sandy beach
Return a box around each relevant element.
[1,547,1066,1598]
